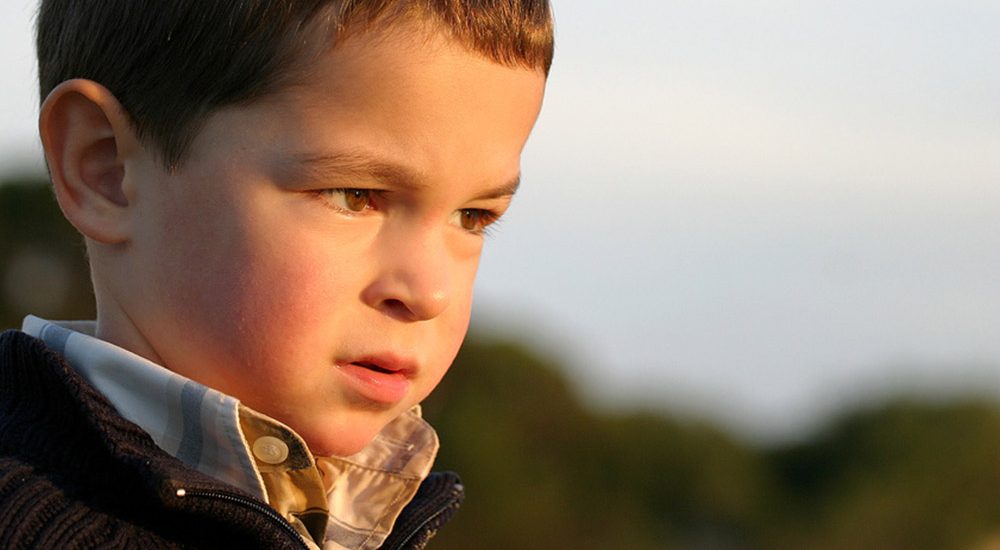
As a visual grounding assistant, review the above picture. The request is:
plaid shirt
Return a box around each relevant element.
[22,316,439,550]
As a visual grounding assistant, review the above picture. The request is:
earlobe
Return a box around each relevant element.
[39,79,137,244]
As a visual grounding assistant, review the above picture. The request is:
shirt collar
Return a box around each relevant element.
[21,315,439,550]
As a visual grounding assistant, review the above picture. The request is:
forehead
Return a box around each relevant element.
[287,12,522,89]
[181,21,546,191]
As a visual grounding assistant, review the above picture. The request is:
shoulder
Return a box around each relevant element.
[0,329,303,549]
[0,455,176,549]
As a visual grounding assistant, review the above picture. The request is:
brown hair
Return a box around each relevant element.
[37,0,553,168]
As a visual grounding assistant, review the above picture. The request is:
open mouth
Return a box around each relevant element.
[352,361,396,375]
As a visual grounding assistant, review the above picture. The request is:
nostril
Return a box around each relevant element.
[382,298,414,320]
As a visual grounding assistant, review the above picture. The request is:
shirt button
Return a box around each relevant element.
[252,436,290,465]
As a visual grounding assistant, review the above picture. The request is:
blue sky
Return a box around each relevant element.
[2,1,999,441]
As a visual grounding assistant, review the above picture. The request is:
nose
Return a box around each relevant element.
[361,225,452,322]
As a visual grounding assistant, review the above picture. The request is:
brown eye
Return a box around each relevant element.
[459,209,482,231]
[456,209,496,233]
[316,188,376,213]
[342,189,372,212]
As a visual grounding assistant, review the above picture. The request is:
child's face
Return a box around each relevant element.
[114,27,546,456]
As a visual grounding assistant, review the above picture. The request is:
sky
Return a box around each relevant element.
[2,1,999,442]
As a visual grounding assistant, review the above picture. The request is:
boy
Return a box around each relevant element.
[0,1,552,548]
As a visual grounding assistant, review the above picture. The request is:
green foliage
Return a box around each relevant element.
[425,339,1000,550]
[423,339,769,549]
[762,399,1000,549]
[0,176,96,330]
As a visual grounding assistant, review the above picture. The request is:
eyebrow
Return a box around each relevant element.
[478,175,521,201]
[291,151,521,201]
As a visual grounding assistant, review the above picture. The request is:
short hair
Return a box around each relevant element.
[37,1,554,169]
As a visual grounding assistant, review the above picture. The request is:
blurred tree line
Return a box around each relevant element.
[0,175,95,327]
[426,341,1000,550]
[3,176,1000,549]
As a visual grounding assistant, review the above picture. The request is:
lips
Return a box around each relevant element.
[336,354,415,405]
[351,355,414,375]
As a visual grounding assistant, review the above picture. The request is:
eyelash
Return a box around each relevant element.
[315,188,376,213]
[313,188,503,236]
[457,208,503,237]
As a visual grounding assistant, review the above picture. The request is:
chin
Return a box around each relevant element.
[301,424,383,458]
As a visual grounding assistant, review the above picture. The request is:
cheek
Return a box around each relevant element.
[223,238,353,363]
[163,208,350,378]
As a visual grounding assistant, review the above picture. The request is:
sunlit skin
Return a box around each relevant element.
[89,26,546,456]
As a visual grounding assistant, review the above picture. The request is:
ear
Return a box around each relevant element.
[39,79,140,244]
